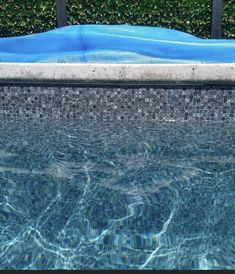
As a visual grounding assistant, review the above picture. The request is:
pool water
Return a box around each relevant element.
[0,119,234,270]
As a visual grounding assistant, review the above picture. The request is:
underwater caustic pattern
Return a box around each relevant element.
[0,25,235,63]
[0,119,234,270]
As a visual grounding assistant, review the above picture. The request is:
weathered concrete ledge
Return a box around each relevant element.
[0,63,235,85]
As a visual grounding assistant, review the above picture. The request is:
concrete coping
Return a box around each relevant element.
[0,63,235,85]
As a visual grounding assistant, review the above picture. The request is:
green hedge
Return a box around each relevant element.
[0,0,234,38]
[222,0,235,39]
[0,0,56,37]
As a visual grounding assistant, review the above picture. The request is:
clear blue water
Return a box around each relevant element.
[0,119,234,270]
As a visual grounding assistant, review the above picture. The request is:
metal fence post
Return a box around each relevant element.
[56,0,68,28]
[211,0,222,39]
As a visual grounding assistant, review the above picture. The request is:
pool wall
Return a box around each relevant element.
[0,64,234,121]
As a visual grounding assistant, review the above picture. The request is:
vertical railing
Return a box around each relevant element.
[56,0,68,27]
[211,0,222,38]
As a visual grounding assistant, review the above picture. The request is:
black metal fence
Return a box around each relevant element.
[211,0,222,38]
[56,0,67,28]
[56,0,223,39]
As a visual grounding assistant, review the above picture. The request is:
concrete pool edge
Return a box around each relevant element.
[0,63,235,85]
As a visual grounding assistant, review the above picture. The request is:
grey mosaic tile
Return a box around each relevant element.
[0,85,234,121]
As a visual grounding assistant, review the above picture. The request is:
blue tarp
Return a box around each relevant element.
[0,24,235,63]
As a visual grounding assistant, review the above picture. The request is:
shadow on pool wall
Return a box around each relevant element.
[0,24,235,63]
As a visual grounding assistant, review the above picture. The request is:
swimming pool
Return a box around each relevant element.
[0,79,234,269]
[0,19,235,269]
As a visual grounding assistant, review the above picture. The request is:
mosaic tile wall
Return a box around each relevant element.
[0,85,234,121]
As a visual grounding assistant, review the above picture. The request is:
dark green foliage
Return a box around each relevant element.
[0,0,56,37]
[222,0,235,39]
[0,0,234,38]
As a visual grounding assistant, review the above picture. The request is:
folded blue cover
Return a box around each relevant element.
[0,24,234,63]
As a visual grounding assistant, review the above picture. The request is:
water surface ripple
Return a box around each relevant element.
[0,119,234,270]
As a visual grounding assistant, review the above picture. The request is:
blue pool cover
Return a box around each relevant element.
[0,24,235,63]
